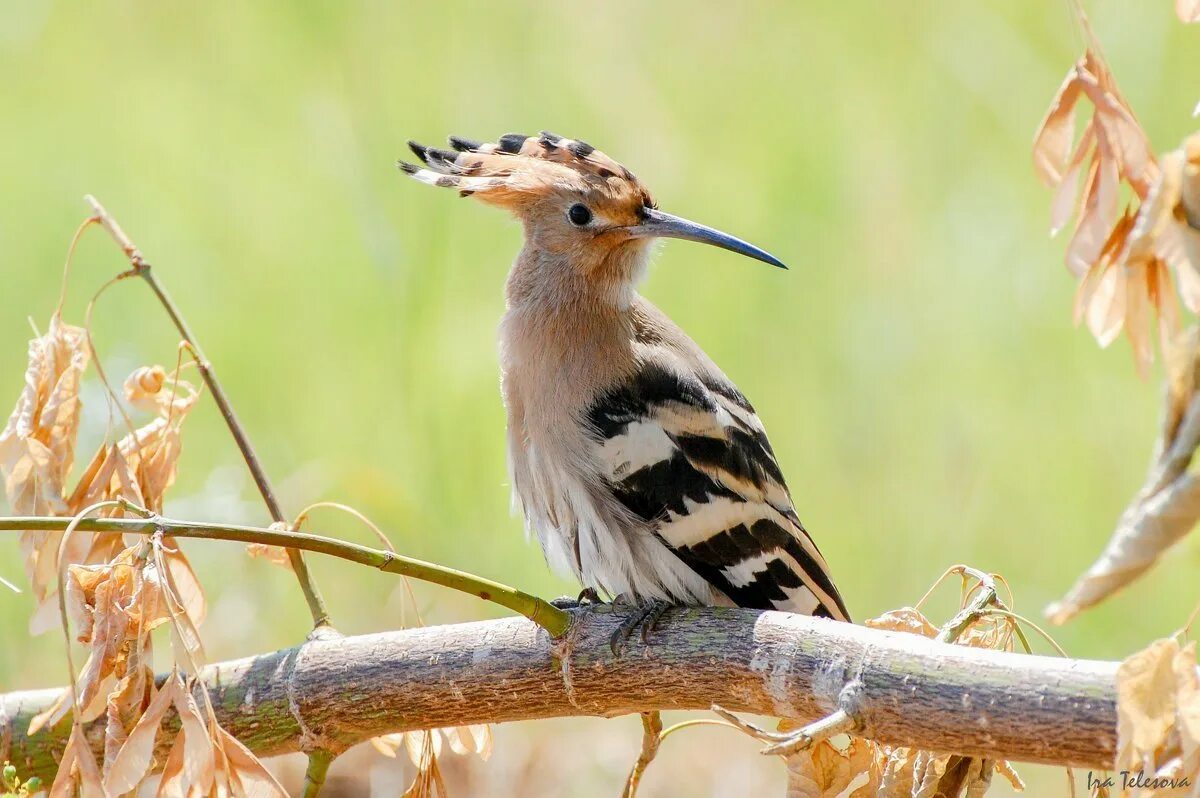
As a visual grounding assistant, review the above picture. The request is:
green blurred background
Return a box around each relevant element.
[2,1,1198,795]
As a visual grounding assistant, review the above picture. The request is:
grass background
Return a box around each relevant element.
[1,1,1199,794]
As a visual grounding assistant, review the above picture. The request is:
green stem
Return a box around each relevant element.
[0,514,571,636]
[83,194,331,630]
[936,580,998,644]
[301,750,335,798]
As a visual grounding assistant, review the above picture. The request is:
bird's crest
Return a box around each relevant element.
[399,132,655,215]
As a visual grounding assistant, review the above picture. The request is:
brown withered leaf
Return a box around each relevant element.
[245,522,294,570]
[0,316,90,616]
[784,737,878,798]
[1046,472,1200,625]
[1032,51,1194,376]
[24,360,205,635]
[371,723,494,794]
[864,607,939,638]
[402,731,448,798]
[103,671,178,795]
[29,544,169,735]
[48,724,108,798]
[1179,0,1200,23]
[441,724,493,760]
[1034,51,1158,270]
[1116,638,1180,771]
[214,725,288,797]
[117,373,198,515]
[156,676,216,796]
[1173,641,1200,778]
[105,670,286,797]
[1111,637,1200,794]
[1047,324,1200,624]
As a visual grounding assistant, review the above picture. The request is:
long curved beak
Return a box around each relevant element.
[626,208,787,270]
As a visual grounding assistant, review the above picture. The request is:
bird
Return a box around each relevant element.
[399,132,850,645]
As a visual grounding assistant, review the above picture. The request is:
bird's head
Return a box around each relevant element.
[400,132,785,302]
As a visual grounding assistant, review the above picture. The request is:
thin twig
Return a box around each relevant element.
[83,194,331,630]
[621,711,663,798]
[936,573,999,645]
[0,514,571,636]
[759,709,857,757]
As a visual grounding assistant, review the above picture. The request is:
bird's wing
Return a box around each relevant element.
[586,360,850,621]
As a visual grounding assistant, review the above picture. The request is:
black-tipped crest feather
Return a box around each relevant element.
[498,133,528,154]
[448,135,483,152]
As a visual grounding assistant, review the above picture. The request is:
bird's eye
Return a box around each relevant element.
[567,204,592,227]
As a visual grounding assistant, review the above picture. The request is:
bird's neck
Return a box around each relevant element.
[500,244,652,409]
[504,239,652,316]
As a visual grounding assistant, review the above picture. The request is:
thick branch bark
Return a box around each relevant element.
[0,607,1117,782]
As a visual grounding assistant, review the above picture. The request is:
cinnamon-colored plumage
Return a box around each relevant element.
[400,132,849,623]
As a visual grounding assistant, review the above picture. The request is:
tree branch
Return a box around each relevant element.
[83,194,331,630]
[0,515,570,636]
[0,607,1117,783]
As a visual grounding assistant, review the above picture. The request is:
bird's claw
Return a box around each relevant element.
[550,587,603,609]
[610,599,672,656]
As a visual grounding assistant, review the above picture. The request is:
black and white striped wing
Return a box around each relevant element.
[587,363,850,621]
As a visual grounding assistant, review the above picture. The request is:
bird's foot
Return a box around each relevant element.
[610,599,673,656]
[550,587,603,609]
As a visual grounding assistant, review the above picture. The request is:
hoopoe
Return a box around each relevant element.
[400,132,850,643]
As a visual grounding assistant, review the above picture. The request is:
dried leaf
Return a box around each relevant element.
[48,724,108,798]
[1106,638,1200,795]
[1173,642,1200,776]
[215,726,287,797]
[784,737,878,798]
[864,607,938,638]
[1048,323,1200,623]
[0,317,90,613]
[244,523,293,570]
[402,731,448,798]
[1116,638,1180,771]
[104,676,176,795]
[371,733,404,759]
[1032,53,1199,374]
[123,365,198,420]
[0,316,89,503]
[1047,488,1200,625]
[1178,0,1200,23]
[441,724,492,760]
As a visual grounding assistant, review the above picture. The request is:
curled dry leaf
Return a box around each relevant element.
[1034,51,1158,265]
[104,670,287,798]
[402,731,448,798]
[47,724,108,798]
[863,607,939,639]
[1047,325,1200,624]
[29,544,168,737]
[18,358,207,635]
[0,316,89,617]
[244,522,294,570]
[441,724,493,760]
[1031,54,1200,375]
[1179,0,1200,23]
[784,737,877,798]
[369,727,491,798]
[1110,637,1200,796]
[116,363,200,514]
[371,725,492,795]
